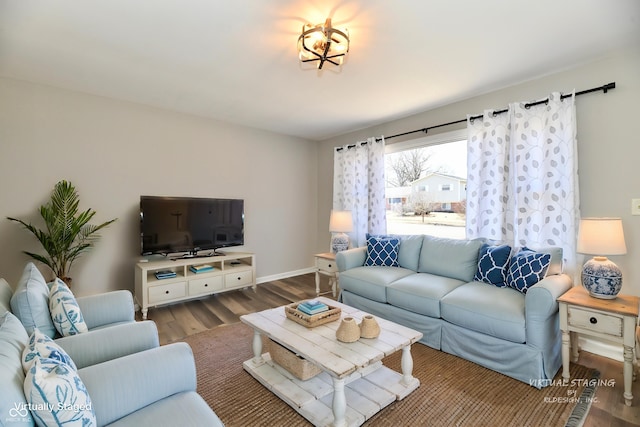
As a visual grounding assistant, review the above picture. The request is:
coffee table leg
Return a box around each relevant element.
[252,330,263,363]
[401,345,415,386]
[332,377,347,427]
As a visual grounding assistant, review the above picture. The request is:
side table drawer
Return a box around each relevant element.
[317,257,337,272]
[568,306,623,337]
[149,281,187,304]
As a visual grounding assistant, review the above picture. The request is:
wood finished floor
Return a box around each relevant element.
[142,273,640,426]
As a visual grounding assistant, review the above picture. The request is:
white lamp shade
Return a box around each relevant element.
[577,217,627,255]
[329,210,353,233]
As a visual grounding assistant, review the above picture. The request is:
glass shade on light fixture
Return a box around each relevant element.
[297,18,349,70]
[329,210,353,253]
[577,217,627,299]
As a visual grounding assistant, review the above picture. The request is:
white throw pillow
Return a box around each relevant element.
[48,278,88,337]
[24,357,96,426]
[23,328,77,373]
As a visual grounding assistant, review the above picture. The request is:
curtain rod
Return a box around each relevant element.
[372,81,616,142]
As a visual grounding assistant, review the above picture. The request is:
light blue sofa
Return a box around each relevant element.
[336,235,572,387]
[0,269,224,427]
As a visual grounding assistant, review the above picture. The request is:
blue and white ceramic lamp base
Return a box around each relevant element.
[581,256,623,299]
[331,233,350,253]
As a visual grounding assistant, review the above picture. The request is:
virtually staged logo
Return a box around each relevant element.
[6,402,32,423]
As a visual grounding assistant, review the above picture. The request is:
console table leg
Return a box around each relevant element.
[252,330,263,363]
[332,377,346,427]
[315,270,320,296]
[141,308,148,320]
[401,345,415,386]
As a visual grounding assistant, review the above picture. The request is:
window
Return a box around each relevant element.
[384,129,467,239]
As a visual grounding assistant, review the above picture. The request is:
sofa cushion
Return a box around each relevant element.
[397,235,424,271]
[418,236,483,282]
[24,357,96,426]
[49,278,88,337]
[441,282,526,343]
[10,263,57,338]
[506,248,551,294]
[23,328,77,373]
[474,244,511,287]
[339,266,414,303]
[0,312,34,426]
[364,234,400,267]
[387,273,466,318]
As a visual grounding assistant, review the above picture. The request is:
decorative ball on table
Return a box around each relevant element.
[577,217,627,299]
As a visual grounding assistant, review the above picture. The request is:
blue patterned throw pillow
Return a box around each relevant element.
[506,248,551,294]
[48,278,88,337]
[24,357,96,426]
[23,328,77,373]
[474,244,512,287]
[364,234,400,267]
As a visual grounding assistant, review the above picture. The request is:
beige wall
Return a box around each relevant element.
[318,47,640,296]
[0,78,318,296]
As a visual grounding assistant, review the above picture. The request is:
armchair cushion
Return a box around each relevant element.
[23,328,77,372]
[0,312,34,426]
[79,343,196,426]
[10,262,57,338]
[75,290,134,330]
[55,321,160,370]
[48,278,88,337]
[24,357,96,426]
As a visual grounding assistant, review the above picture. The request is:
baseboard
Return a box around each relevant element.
[578,336,624,362]
[256,267,316,284]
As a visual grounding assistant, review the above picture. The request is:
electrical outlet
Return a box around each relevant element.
[632,198,640,215]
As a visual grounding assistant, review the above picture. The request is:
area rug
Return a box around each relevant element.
[179,322,599,427]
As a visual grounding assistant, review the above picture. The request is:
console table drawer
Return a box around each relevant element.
[189,275,224,295]
[149,281,187,304]
[568,306,622,337]
[225,270,253,288]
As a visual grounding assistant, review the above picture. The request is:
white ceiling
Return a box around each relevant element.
[1,1,639,141]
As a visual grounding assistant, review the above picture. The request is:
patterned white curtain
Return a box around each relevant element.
[466,92,580,273]
[333,136,386,248]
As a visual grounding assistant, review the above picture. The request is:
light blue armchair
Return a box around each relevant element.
[1,267,224,427]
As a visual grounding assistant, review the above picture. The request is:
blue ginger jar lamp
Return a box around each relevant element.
[577,218,627,299]
[329,210,353,253]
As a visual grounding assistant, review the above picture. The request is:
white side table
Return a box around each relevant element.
[314,252,338,297]
[558,286,639,406]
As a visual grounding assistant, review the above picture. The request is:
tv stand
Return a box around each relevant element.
[134,251,256,320]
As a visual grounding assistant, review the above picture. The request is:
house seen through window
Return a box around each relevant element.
[384,130,467,239]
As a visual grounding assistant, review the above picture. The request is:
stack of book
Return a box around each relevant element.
[190,264,214,274]
[297,299,329,316]
[154,270,177,280]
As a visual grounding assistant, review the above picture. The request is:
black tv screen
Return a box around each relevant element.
[140,196,244,256]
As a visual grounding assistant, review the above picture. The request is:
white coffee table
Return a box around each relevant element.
[241,297,423,427]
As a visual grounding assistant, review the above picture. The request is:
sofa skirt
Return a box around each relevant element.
[341,290,562,388]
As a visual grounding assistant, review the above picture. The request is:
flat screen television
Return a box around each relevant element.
[140,196,244,257]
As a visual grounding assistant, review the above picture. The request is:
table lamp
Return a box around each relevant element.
[576,217,627,299]
[329,210,353,253]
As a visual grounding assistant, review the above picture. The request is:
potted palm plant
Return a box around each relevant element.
[7,180,117,286]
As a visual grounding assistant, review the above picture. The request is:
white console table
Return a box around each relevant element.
[134,252,255,319]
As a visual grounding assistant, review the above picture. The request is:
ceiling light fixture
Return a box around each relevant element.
[297,18,349,70]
